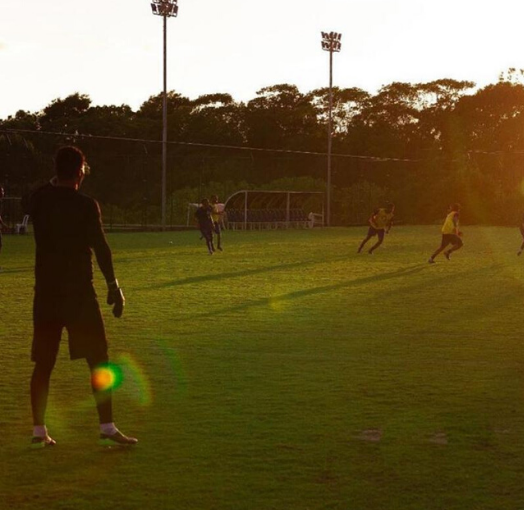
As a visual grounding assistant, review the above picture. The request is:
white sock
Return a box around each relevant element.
[33,425,48,438]
[100,422,118,435]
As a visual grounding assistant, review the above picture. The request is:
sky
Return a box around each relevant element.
[1,0,524,119]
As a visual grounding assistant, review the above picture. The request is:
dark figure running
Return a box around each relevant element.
[428,203,463,263]
[27,146,137,448]
[195,198,215,255]
[357,203,395,255]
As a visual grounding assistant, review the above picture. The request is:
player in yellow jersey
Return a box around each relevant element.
[428,203,463,263]
[210,195,224,251]
[357,203,395,254]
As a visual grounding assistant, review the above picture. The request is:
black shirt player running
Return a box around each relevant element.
[28,146,137,448]
[195,198,215,254]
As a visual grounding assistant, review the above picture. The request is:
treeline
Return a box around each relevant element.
[2,69,524,225]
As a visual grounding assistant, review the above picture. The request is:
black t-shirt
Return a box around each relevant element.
[29,183,115,295]
[195,205,213,229]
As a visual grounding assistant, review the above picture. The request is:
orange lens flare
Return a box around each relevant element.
[91,364,123,392]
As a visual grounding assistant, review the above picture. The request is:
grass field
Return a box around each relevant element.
[2,226,524,510]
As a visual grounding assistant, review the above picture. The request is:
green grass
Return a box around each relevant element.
[2,226,524,509]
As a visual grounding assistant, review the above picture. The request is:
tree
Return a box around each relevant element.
[40,93,92,132]
[245,84,321,149]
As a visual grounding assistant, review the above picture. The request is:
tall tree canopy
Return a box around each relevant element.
[1,73,524,225]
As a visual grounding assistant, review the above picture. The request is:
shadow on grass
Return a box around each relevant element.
[0,267,32,274]
[382,262,504,296]
[141,254,352,290]
[189,264,428,318]
[188,262,505,319]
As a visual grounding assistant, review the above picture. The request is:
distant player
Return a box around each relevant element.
[195,198,215,255]
[428,203,463,263]
[517,213,524,256]
[357,202,395,254]
[210,195,224,251]
[0,186,8,270]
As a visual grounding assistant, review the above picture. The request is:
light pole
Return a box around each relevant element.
[151,0,178,230]
[321,31,341,227]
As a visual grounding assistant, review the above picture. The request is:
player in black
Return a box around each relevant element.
[28,146,137,448]
[195,198,215,255]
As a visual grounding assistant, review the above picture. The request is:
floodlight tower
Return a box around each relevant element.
[151,0,179,230]
[321,31,341,227]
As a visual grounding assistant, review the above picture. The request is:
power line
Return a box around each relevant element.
[0,128,422,163]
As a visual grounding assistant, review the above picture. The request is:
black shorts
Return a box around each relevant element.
[199,226,213,241]
[367,227,385,241]
[213,221,221,235]
[32,291,108,363]
[440,234,463,248]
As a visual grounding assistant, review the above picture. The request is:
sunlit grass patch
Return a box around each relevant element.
[1,226,524,510]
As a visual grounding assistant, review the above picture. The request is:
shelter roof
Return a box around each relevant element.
[224,190,323,210]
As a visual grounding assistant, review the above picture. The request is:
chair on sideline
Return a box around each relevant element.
[16,215,30,234]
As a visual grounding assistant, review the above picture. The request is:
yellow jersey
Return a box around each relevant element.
[211,204,220,223]
[442,211,459,234]
[372,209,393,230]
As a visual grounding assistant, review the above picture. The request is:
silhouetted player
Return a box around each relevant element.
[357,203,395,254]
[428,203,463,263]
[195,198,215,255]
[28,146,137,448]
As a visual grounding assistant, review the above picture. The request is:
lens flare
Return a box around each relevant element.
[91,363,123,392]
[117,354,152,406]
[520,179,524,197]
[154,337,187,396]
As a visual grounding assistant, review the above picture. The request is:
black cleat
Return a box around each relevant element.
[31,435,56,449]
[444,250,451,261]
[99,431,138,447]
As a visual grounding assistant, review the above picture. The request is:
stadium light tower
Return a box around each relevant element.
[321,31,341,227]
[151,0,179,230]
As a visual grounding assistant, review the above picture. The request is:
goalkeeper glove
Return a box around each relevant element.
[107,279,125,318]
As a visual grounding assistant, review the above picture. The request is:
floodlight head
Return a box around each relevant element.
[151,0,178,17]
[321,31,342,52]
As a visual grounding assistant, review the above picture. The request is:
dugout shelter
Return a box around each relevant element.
[223,190,324,230]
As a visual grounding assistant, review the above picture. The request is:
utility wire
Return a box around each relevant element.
[0,128,422,163]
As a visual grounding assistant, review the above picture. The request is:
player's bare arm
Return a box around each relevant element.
[88,200,125,318]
